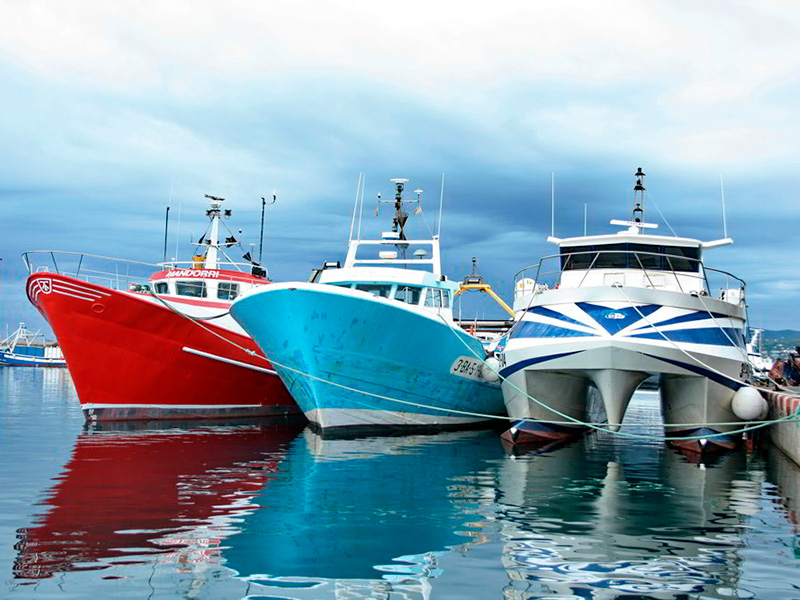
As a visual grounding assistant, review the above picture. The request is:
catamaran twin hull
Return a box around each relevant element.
[231,283,505,435]
[499,286,747,452]
[26,272,299,421]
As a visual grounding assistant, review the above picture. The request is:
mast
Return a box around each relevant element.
[390,178,410,240]
[259,192,276,263]
[204,194,224,269]
[632,167,646,223]
[162,206,170,264]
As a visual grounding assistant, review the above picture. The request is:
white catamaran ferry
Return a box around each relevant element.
[499,169,765,454]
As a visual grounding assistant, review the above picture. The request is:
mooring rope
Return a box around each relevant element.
[147,288,800,440]
[435,305,800,441]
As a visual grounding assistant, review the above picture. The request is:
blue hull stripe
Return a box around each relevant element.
[642,353,744,391]
[509,322,744,349]
[629,327,744,347]
[525,306,587,327]
[632,310,728,331]
[499,351,583,379]
[510,321,596,340]
[576,302,660,335]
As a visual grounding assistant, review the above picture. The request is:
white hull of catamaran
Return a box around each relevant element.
[498,286,748,448]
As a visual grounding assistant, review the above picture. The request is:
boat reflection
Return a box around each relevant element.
[224,429,505,597]
[13,419,304,580]
[495,436,758,599]
[2,365,77,407]
[766,443,800,537]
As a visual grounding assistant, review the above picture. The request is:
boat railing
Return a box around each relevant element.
[513,249,745,302]
[22,251,162,293]
[22,251,266,292]
[159,260,261,273]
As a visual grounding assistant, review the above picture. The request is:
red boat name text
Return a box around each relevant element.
[165,270,220,278]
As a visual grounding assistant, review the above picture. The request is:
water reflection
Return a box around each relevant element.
[495,435,760,599]
[1,366,77,410]
[13,420,303,579]
[225,429,505,597]
[765,444,800,558]
[6,390,800,599]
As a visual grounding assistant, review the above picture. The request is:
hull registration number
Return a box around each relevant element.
[450,356,486,381]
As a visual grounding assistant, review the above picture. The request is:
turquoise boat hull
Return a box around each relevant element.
[231,285,505,433]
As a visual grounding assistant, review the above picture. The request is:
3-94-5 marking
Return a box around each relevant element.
[450,356,485,381]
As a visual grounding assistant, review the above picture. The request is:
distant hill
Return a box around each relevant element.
[761,330,800,358]
[763,329,800,340]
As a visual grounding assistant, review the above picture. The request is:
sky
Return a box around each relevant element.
[1,0,799,337]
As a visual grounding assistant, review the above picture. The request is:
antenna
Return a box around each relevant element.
[259,191,277,263]
[550,172,555,237]
[349,173,364,242]
[174,198,182,262]
[719,173,728,239]
[357,174,366,241]
[437,173,445,238]
[632,167,646,223]
[583,203,587,236]
[162,205,170,264]
[164,178,173,264]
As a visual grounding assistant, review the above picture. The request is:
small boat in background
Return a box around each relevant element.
[0,323,66,367]
[24,194,298,421]
[231,177,505,435]
[746,328,772,384]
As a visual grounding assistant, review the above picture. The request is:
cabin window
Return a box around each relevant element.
[154,282,169,294]
[175,281,207,298]
[218,282,239,300]
[561,246,596,270]
[561,243,701,273]
[355,284,392,298]
[442,291,451,308]
[394,285,422,304]
[424,288,444,308]
[628,244,661,269]
[594,244,628,269]
[663,246,700,272]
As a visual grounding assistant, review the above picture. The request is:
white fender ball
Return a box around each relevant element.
[731,386,768,421]
[481,357,501,382]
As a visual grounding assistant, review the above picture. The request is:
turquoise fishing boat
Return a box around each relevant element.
[230,178,505,434]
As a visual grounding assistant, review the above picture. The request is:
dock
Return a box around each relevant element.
[760,388,800,467]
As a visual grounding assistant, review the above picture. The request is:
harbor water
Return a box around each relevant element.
[2,368,800,599]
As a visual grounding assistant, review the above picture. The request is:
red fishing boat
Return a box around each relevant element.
[24,195,299,421]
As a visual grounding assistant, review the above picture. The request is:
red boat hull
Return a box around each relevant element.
[26,272,299,421]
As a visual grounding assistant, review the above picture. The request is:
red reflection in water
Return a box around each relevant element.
[14,421,303,579]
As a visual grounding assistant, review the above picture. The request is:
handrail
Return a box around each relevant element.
[22,251,257,275]
[22,250,161,274]
[514,249,745,290]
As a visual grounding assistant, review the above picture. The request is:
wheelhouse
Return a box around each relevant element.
[554,234,706,293]
[148,269,270,303]
[560,242,701,272]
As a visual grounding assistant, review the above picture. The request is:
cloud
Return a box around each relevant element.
[1,0,800,332]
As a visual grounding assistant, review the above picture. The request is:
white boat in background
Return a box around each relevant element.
[746,328,772,382]
[499,168,765,454]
